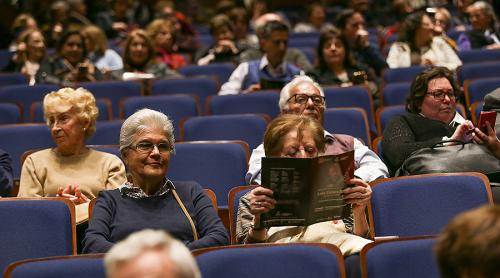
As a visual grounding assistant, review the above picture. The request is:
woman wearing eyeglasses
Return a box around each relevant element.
[82,108,229,253]
[18,87,126,203]
[237,114,372,277]
[381,67,474,175]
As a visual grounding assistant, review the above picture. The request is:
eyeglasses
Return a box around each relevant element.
[287,94,325,106]
[130,141,172,153]
[426,90,456,101]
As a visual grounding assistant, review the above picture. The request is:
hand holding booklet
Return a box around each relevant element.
[260,150,355,227]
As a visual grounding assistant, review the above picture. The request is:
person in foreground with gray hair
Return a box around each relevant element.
[83,108,228,253]
[105,229,201,278]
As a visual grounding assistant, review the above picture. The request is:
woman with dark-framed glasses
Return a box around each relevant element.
[381,66,474,174]
[82,109,228,253]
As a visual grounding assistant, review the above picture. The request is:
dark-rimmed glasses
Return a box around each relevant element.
[426,90,456,101]
[287,94,325,106]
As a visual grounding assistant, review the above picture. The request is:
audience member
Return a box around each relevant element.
[239,13,313,71]
[105,229,201,278]
[66,0,93,28]
[435,205,500,278]
[450,0,475,31]
[146,19,186,70]
[293,3,334,33]
[228,6,256,50]
[458,1,500,50]
[307,28,377,95]
[382,67,473,174]
[110,29,182,80]
[8,13,38,51]
[42,1,71,48]
[4,29,46,85]
[81,25,123,75]
[335,9,387,77]
[246,75,388,185]
[94,0,135,42]
[194,14,242,65]
[432,7,458,51]
[218,20,302,95]
[237,114,373,256]
[18,87,126,204]
[36,30,103,86]
[0,149,14,197]
[154,0,197,55]
[386,11,462,70]
[83,109,229,253]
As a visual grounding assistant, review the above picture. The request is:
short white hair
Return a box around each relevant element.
[278,75,325,112]
[105,229,201,278]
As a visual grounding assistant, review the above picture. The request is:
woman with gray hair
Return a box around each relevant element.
[105,229,201,278]
[83,108,228,253]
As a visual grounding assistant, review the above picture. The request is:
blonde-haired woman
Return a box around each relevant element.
[18,87,126,204]
[81,25,123,74]
[146,19,186,70]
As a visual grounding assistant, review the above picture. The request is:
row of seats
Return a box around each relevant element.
[3,237,441,278]
[1,106,373,181]
[2,172,492,277]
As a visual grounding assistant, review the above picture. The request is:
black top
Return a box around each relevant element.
[82,181,229,253]
[382,112,456,174]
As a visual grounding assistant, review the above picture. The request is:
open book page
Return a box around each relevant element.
[261,150,354,227]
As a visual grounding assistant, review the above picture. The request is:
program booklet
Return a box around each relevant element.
[260,151,355,227]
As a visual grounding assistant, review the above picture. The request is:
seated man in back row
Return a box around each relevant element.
[246,74,389,185]
[218,20,302,95]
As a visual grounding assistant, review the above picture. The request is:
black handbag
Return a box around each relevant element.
[396,140,500,181]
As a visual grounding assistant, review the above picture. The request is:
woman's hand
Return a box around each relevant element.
[473,121,500,159]
[215,40,238,54]
[451,120,474,142]
[57,184,90,204]
[248,186,275,216]
[342,178,372,214]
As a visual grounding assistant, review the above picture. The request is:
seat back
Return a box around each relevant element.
[0,123,53,177]
[0,198,76,274]
[0,73,28,87]
[168,141,250,207]
[470,101,484,125]
[0,103,22,124]
[4,254,105,278]
[382,66,427,84]
[323,86,376,133]
[228,185,257,244]
[79,80,143,119]
[381,82,411,106]
[458,48,500,64]
[207,91,280,118]
[30,98,113,123]
[121,94,199,139]
[178,63,235,86]
[151,77,218,113]
[194,243,346,278]
[360,236,440,278]
[181,114,269,150]
[376,105,406,135]
[86,120,124,145]
[463,77,500,108]
[457,62,500,85]
[0,84,59,120]
[368,173,493,237]
[324,108,371,146]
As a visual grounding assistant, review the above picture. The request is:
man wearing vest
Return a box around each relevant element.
[218,20,302,95]
[246,75,389,184]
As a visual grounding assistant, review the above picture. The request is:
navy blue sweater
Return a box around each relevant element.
[82,181,229,253]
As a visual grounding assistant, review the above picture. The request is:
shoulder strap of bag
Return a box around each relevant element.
[171,187,199,241]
